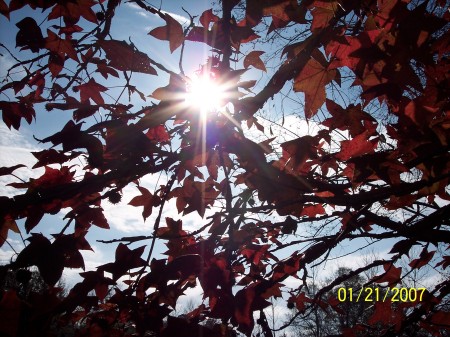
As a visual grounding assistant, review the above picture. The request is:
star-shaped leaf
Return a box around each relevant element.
[99,243,147,280]
[129,186,158,221]
[98,40,157,75]
[45,29,78,61]
[149,13,184,53]
[74,78,107,105]
[294,53,337,118]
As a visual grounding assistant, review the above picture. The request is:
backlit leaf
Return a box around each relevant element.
[45,29,78,61]
[294,54,337,118]
[74,78,107,105]
[409,248,435,270]
[98,40,157,75]
[243,51,266,72]
[129,186,158,221]
[149,13,184,53]
[373,263,402,287]
[199,8,219,28]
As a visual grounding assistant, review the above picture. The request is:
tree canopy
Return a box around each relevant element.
[0,0,449,336]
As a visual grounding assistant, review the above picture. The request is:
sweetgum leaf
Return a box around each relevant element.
[129,186,158,221]
[373,263,402,287]
[409,248,435,270]
[294,54,337,118]
[199,8,219,28]
[45,29,78,61]
[99,243,146,280]
[149,13,184,53]
[98,40,157,75]
[16,17,44,52]
[243,51,266,72]
[74,78,107,105]
[0,216,19,248]
[0,101,36,130]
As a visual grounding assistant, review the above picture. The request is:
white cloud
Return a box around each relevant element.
[160,10,189,25]
[103,189,204,233]
[125,3,189,24]
[0,124,42,197]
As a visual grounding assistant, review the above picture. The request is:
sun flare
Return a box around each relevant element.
[186,75,227,116]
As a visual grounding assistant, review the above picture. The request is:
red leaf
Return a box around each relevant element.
[15,17,45,52]
[430,310,450,326]
[31,166,74,189]
[96,62,119,79]
[388,239,418,257]
[336,131,378,161]
[149,13,184,53]
[45,29,78,61]
[165,254,203,280]
[97,40,157,75]
[199,8,219,28]
[243,51,266,72]
[0,0,8,18]
[409,248,435,270]
[368,300,403,330]
[0,216,20,248]
[23,207,44,233]
[59,24,83,35]
[232,25,260,45]
[157,217,186,239]
[233,286,270,335]
[150,74,186,102]
[48,52,64,77]
[300,204,326,217]
[310,1,340,31]
[99,243,147,280]
[74,78,107,105]
[28,71,46,97]
[0,101,36,130]
[129,186,158,221]
[186,26,210,45]
[294,292,312,313]
[326,30,379,70]
[0,290,21,336]
[74,206,110,229]
[324,100,377,137]
[73,105,99,122]
[374,263,402,287]
[48,0,97,24]
[294,54,337,118]
[15,234,64,285]
[146,125,170,142]
[40,121,103,167]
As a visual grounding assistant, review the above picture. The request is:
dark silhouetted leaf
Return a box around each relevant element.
[98,39,157,75]
[129,186,158,221]
[16,17,44,52]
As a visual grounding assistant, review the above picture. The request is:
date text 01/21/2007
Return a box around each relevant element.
[337,287,427,302]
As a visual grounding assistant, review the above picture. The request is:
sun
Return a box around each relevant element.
[185,74,227,116]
